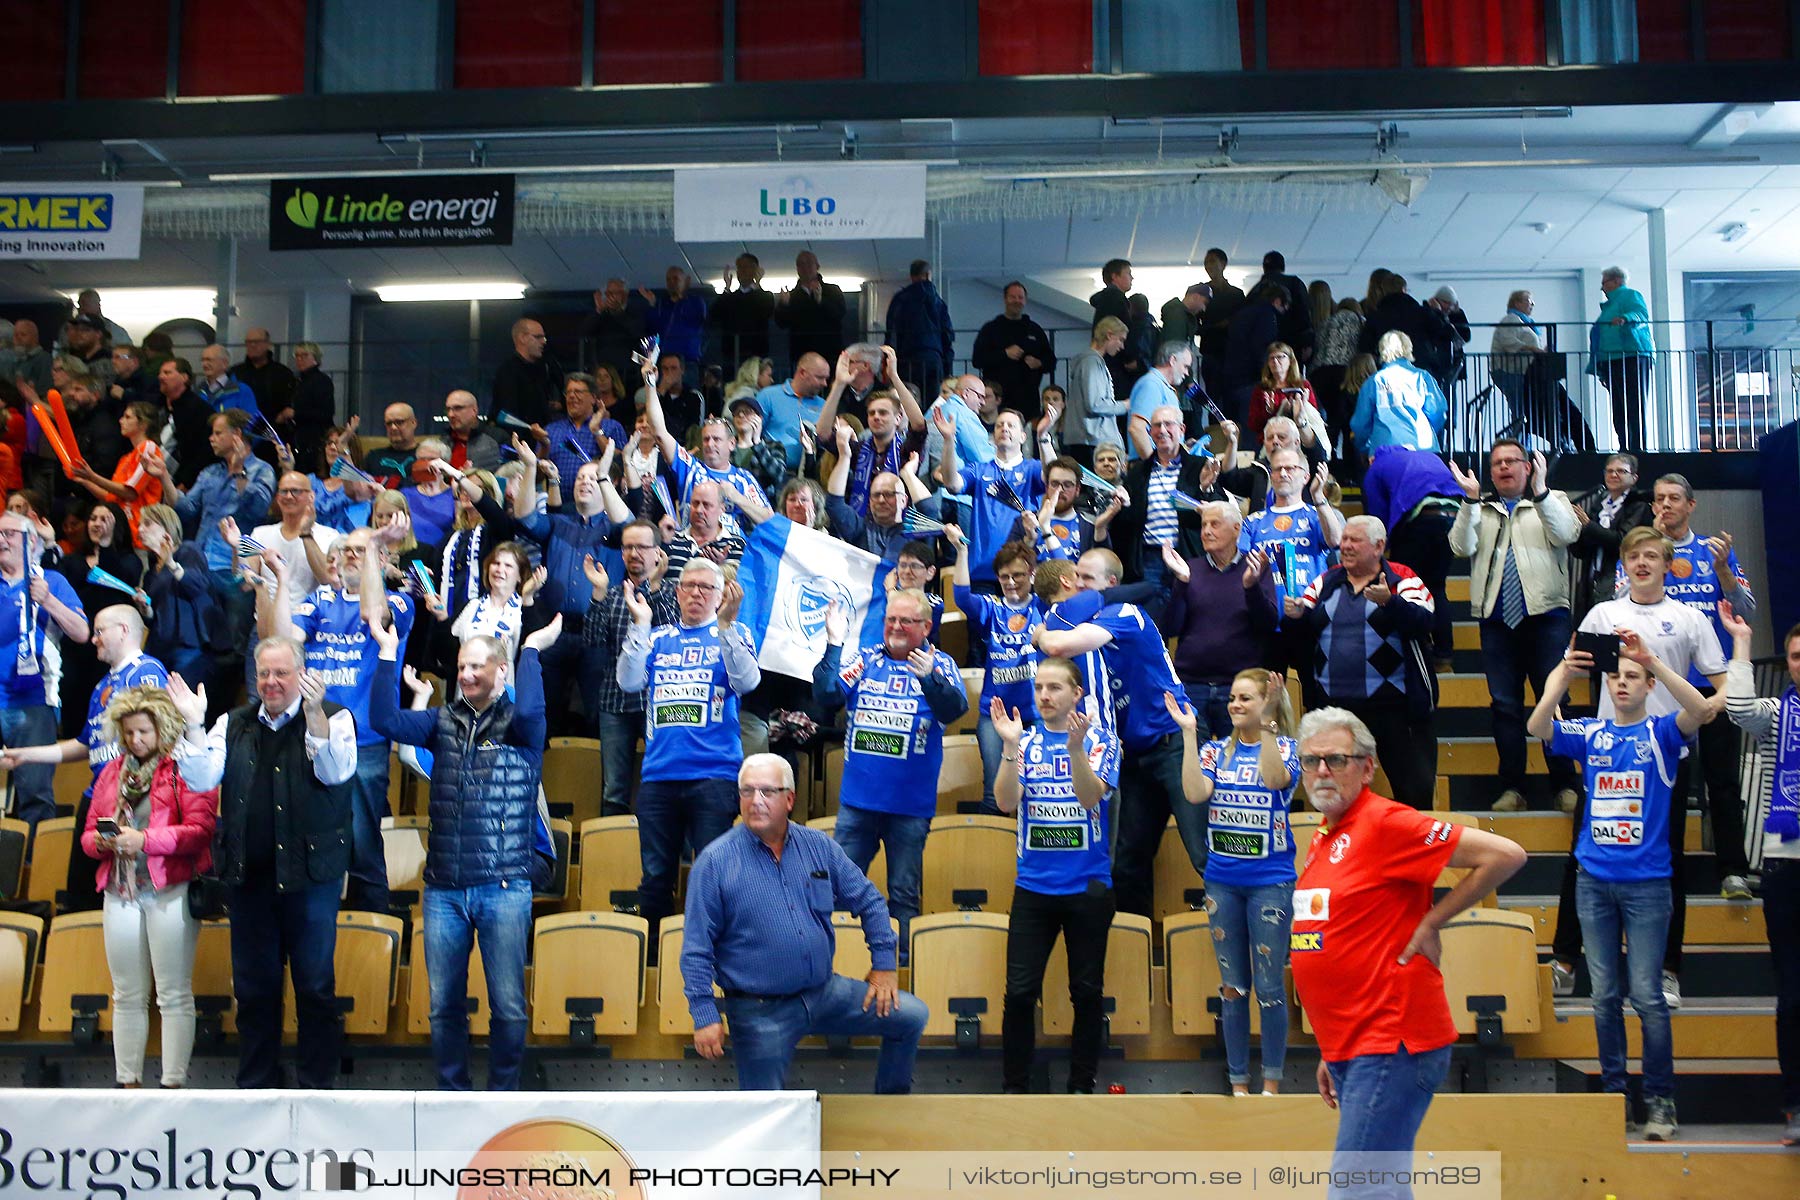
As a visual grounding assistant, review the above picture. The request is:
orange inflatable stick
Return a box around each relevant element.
[45,389,82,468]
[30,403,77,476]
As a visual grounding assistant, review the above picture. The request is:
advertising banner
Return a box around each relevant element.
[269,175,514,251]
[673,164,927,241]
[0,184,143,259]
[0,1088,821,1198]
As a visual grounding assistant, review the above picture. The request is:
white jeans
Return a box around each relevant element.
[102,882,198,1086]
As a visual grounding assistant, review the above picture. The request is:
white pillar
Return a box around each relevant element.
[213,239,238,346]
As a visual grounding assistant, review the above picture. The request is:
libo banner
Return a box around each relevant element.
[269,175,514,251]
[674,163,927,241]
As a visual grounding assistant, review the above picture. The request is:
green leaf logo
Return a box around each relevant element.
[284,188,320,229]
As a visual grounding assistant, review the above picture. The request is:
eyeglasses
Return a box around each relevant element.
[738,785,791,800]
[678,581,718,594]
[276,488,311,497]
[1298,753,1368,773]
[1490,457,1527,468]
[886,615,928,627]
[1271,464,1306,475]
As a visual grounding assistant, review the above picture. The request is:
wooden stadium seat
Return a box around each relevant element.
[535,817,574,907]
[1290,809,1326,868]
[824,746,845,816]
[405,921,489,1036]
[530,911,648,1039]
[1439,908,1541,1037]
[1152,817,1205,923]
[937,734,985,813]
[190,920,236,1035]
[1041,912,1154,1035]
[544,737,604,826]
[937,609,968,665]
[0,909,44,1013]
[909,911,1009,1041]
[381,815,429,909]
[577,816,642,912]
[52,761,88,814]
[921,813,1016,914]
[807,816,886,894]
[25,816,77,906]
[0,924,25,1031]
[0,816,28,899]
[1164,910,1275,1036]
[946,669,984,735]
[282,911,405,1035]
[36,910,111,1036]
[656,914,692,1034]
[831,910,900,981]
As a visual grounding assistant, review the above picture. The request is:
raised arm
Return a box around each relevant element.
[1165,692,1213,806]
[641,361,680,463]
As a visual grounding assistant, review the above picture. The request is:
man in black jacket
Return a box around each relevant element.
[234,328,297,423]
[1570,453,1653,624]
[1358,274,1457,385]
[1257,251,1314,362]
[1107,404,1226,586]
[1090,258,1136,402]
[710,252,776,365]
[775,251,847,363]
[490,318,564,426]
[290,342,336,472]
[170,643,356,1089]
[583,279,646,392]
[370,614,561,1091]
[972,281,1055,424]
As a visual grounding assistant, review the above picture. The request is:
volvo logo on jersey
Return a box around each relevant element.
[270,174,515,250]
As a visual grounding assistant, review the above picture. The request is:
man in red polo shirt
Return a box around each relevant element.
[1290,706,1525,1186]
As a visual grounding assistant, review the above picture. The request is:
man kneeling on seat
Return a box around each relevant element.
[681,753,929,1092]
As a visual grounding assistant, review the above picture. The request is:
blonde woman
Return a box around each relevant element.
[80,684,218,1087]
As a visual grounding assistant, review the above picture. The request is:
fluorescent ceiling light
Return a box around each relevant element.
[375,281,527,302]
[708,277,866,293]
[64,288,216,340]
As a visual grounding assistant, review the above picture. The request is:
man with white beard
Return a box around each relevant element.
[1288,706,1524,1180]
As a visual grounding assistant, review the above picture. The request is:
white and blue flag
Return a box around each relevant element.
[737,514,892,680]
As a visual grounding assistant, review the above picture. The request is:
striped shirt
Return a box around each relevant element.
[1143,459,1181,547]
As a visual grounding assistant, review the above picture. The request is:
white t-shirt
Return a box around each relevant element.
[1580,595,1725,720]
[253,523,340,608]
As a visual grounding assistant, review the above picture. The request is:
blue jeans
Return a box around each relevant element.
[228,876,340,1089]
[1479,608,1578,796]
[1576,870,1674,1100]
[637,777,738,929]
[976,711,1003,815]
[423,879,533,1090]
[346,741,392,912]
[1205,878,1293,1086]
[1325,1043,1452,1198]
[1177,681,1235,740]
[0,703,58,828]
[833,804,932,950]
[724,973,928,1092]
[596,710,646,817]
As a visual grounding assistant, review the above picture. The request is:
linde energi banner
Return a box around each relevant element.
[269,175,514,251]
[674,163,927,241]
[0,183,143,259]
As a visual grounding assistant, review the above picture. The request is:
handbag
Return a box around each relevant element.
[186,872,228,921]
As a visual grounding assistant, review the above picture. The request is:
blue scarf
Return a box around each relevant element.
[846,434,903,516]
[1771,685,1800,842]
[1507,308,1539,331]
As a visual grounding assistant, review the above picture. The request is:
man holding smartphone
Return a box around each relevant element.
[1555,527,1725,1009]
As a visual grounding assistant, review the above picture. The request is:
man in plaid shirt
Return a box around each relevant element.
[581,519,677,816]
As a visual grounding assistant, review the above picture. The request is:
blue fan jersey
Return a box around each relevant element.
[1551,713,1686,881]
[293,588,415,746]
[832,645,963,819]
[1015,723,1120,895]
[1198,735,1300,886]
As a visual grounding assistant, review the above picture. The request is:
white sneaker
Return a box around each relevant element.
[1721,874,1752,900]
[1550,960,1577,997]
[1642,1097,1679,1141]
[1491,789,1526,813]
[1555,788,1580,815]
[1661,970,1682,1011]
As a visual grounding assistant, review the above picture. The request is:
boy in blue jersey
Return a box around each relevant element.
[948,526,1044,814]
[938,407,1044,591]
[1035,567,1194,920]
[814,588,968,948]
[1168,669,1299,1095]
[0,511,90,829]
[993,657,1120,1093]
[617,557,760,938]
[262,527,415,914]
[1020,457,1124,564]
[1529,628,1714,1141]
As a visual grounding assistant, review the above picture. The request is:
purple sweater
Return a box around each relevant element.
[1159,550,1281,686]
[1360,445,1463,532]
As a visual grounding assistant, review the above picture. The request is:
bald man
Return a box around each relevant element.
[491,317,564,426]
[756,352,834,469]
[444,389,502,471]
[364,403,419,487]
[235,327,297,422]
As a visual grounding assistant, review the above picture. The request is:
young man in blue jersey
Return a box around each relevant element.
[937,407,1044,593]
[1020,456,1124,564]
[992,657,1120,1093]
[1529,627,1713,1141]
[617,556,760,940]
[1,604,163,908]
[1638,473,1755,898]
[260,526,415,914]
[814,588,968,949]
[948,526,1044,815]
[1035,568,1194,920]
[0,510,89,830]
[1240,445,1343,687]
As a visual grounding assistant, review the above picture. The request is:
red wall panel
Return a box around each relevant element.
[179,0,305,96]
[0,0,65,101]
[1415,0,1544,66]
[1240,0,1402,70]
[80,0,171,99]
[1637,0,1694,61]
[455,0,582,89]
[979,0,1092,76]
[1704,0,1791,60]
[736,0,861,82]
[596,0,722,84]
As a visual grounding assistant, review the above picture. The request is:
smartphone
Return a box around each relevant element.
[95,817,119,838]
[1574,631,1621,674]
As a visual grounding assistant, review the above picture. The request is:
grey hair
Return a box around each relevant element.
[460,634,509,664]
[1297,706,1379,760]
[846,342,883,368]
[1344,514,1388,545]
[1154,339,1194,368]
[739,752,796,791]
[416,436,450,458]
[253,636,305,671]
[1262,414,1300,443]
[1199,500,1242,528]
[1601,265,1628,283]
[1377,330,1413,364]
[680,556,725,589]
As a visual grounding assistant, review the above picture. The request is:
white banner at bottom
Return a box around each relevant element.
[0,1089,822,1199]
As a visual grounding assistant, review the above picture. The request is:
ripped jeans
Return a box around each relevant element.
[1205,878,1294,1087]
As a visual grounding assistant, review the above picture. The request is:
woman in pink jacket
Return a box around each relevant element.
[81,684,217,1088]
